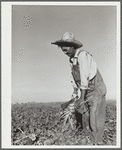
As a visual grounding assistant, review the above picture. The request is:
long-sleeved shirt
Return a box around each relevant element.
[70,49,97,98]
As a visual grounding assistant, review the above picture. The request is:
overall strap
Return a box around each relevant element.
[74,50,85,58]
[69,49,85,63]
[72,50,85,65]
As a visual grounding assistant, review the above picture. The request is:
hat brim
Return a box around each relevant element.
[51,40,83,49]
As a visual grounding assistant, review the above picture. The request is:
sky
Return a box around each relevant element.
[12,4,117,103]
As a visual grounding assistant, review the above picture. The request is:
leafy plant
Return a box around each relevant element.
[11,100,116,145]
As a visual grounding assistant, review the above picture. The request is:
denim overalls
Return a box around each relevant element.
[70,51,106,144]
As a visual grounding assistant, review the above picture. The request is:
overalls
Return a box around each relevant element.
[70,51,106,144]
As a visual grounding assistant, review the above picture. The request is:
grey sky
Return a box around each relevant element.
[12,5,117,103]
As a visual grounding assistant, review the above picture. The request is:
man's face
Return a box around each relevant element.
[61,46,76,58]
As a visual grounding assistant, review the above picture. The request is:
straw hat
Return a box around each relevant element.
[51,32,83,49]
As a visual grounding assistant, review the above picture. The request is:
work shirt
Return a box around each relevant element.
[70,49,97,98]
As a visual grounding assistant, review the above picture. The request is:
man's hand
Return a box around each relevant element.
[61,98,75,110]
[74,98,84,109]
[75,98,89,114]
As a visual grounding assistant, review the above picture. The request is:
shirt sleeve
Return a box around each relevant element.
[78,51,90,89]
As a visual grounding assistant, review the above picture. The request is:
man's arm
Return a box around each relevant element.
[78,51,89,90]
[80,89,86,101]
[75,89,86,109]
[75,52,89,109]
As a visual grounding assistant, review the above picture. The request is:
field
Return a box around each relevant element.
[11,100,116,145]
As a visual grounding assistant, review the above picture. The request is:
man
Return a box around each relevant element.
[51,32,106,145]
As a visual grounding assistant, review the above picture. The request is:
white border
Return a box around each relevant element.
[1,1,121,148]
[1,1,121,5]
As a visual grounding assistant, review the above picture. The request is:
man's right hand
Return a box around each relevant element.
[74,98,84,109]
[61,98,75,110]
